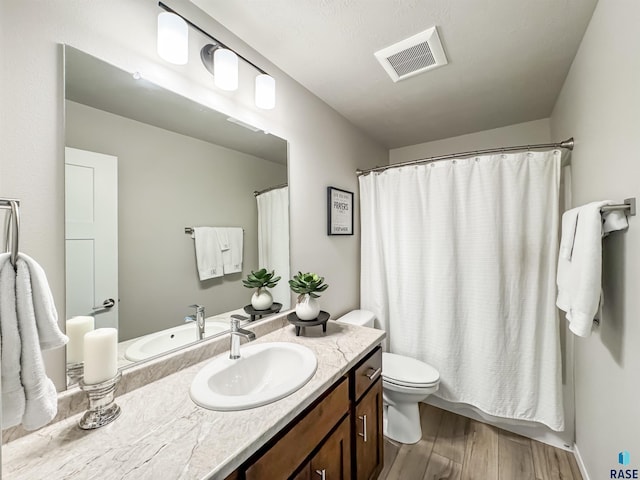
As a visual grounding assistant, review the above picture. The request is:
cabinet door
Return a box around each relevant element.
[245,380,349,480]
[309,416,351,480]
[354,378,383,480]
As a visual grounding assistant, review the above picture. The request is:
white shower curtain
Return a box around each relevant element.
[360,150,564,431]
[257,186,290,309]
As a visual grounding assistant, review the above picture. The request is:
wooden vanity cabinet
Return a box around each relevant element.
[351,347,384,480]
[228,345,383,480]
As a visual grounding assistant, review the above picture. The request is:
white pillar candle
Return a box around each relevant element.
[83,328,118,385]
[66,316,95,364]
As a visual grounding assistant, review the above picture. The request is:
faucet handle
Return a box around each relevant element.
[231,314,248,321]
[188,304,204,312]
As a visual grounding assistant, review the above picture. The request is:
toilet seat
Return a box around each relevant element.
[382,352,440,388]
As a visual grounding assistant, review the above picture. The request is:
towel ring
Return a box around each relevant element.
[5,200,20,267]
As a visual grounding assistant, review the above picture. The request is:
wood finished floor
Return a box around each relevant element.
[378,404,582,480]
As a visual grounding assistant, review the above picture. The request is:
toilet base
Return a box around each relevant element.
[384,401,422,444]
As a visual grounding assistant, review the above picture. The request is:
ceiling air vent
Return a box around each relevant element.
[374,26,448,82]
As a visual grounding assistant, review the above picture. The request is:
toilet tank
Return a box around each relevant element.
[336,310,376,328]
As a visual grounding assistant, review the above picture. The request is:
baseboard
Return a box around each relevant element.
[573,443,591,480]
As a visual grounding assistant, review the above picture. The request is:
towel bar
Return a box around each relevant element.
[601,198,636,216]
[1,197,21,267]
[185,226,245,234]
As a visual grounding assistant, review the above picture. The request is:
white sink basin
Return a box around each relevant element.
[189,342,317,411]
[124,319,230,361]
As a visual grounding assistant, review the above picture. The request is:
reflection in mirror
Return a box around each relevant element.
[64,46,289,378]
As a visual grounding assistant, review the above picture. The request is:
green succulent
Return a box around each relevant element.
[242,268,281,290]
[289,272,329,300]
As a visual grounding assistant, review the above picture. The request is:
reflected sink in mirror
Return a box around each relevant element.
[190,342,317,411]
[123,317,232,363]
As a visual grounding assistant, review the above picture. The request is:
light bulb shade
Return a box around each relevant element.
[214,48,239,91]
[157,12,188,65]
[255,74,276,109]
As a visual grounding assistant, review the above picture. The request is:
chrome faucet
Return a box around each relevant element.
[229,314,255,359]
[185,304,205,341]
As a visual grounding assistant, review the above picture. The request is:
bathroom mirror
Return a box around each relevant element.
[64,46,289,375]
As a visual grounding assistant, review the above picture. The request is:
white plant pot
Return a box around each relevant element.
[251,289,273,310]
[296,295,320,320]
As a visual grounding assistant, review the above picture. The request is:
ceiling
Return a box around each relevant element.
[192,0,599,149]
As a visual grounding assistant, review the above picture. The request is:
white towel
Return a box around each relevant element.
[556,201,612,337]
[0,253,67,430]
[216,228,230,251]
[15,256,62,430]
[192,227,224,281]
[222,227,243,274]
[603,209,629,236]
[0,253,26,428]
[559,208,580,260]
[20,253,68,350]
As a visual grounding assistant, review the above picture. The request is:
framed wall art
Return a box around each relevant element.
[327,186,354,235]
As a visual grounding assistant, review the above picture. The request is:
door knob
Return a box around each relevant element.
[92,298,116,312]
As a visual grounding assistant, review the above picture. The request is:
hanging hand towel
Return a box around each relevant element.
[0,253,26,428]
[19,253,68,350]
[557,201,612,337]
[559,207,580,260]
[216,228,230,251]
[222,227,243,274]
[15,256,62,430]
[192,227,224,281]
[602,209,629,236]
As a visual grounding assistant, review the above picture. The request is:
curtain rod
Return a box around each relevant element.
[254,183,288,197]
[356,137,575,176]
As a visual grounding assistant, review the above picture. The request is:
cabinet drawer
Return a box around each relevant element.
[353,347,382,402]
[245,378,349,480]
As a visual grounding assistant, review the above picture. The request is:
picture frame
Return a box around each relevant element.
[327,186,354,235]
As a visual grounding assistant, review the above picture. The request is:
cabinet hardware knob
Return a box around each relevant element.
[358,414,368,442]
[365,367,381,381]
[315,469,326,479]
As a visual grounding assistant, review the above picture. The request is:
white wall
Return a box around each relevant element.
[389,118,576,450]
[0,0,387,389]
[390,118,552,163]
[551,0,640,477]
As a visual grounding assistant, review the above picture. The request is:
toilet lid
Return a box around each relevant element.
[382,352,440,387]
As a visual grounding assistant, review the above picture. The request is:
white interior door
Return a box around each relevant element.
[65,147,118,330]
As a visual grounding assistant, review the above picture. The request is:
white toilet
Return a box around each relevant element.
[337,310,440,444]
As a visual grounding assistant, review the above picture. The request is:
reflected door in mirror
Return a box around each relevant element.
[65,147,119,329]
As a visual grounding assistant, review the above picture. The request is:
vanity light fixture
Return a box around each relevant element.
[255,74,276,110]
[158,2,276,109]
[213,48,239,91]
[157,11,188,65]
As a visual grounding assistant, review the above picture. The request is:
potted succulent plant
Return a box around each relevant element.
[289,272,329,320]
[243,268,281,310]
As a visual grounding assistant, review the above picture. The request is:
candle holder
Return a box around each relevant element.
[78,371,122,430]
[66,362,84,387]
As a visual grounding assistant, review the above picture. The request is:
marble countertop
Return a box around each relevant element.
[3,321,385,480]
